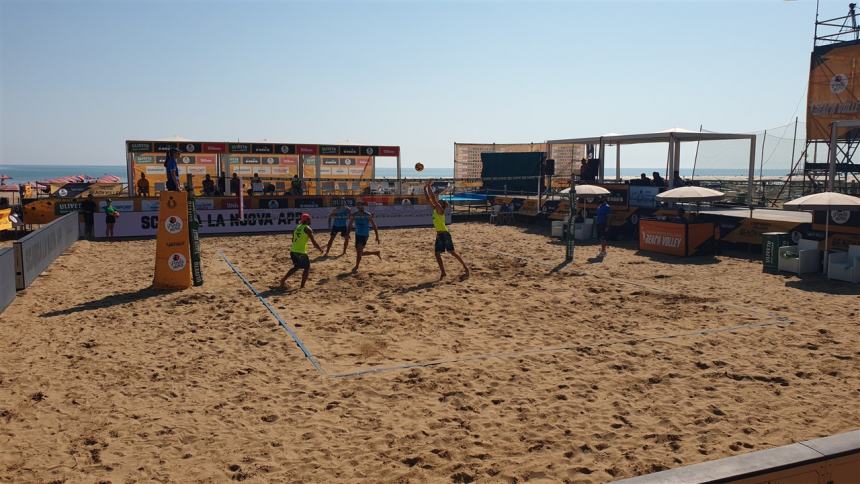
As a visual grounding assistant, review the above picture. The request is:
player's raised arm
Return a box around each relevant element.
[425,181,443,213]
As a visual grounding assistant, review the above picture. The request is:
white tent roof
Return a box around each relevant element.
[547,129,754,146]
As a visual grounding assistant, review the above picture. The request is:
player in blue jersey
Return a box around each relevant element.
[348,201,381,273]
[324,201,352,256]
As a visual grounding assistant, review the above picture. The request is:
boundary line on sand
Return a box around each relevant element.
[219,251,326,374]
[330,319,792,379]
[219,249,793,379]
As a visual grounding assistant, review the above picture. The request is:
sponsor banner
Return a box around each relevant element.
[179,155,195,165]
[629,186,660,208]
[54,200,82,215]
[152,191,192,289]
[360,146,379,156]
[155,142,178,152]
[197,155,216,165]
[319,145,339,155]
[181,142,202,153]
[251,143,274,154]
[639,220,686,256]
[229,143,251,153]
[272,166,292,176]
[99,199,134,212]
[95,205,438,238]
[145,165,164,175]
[243,156,261,164]
[253,166,271,175]
[134,155,155,164]
[296,144,318,154]
[128,141,153,152]
[203,143,226,153]
[276,144,295,154]
[378,146,400,156]
[807,42,860,140]
[340,146,360,155]
[262,156,280,165]
[179,165,207,175]
[232,165,254,175]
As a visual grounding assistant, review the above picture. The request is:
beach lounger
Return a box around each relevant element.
[778,239,820,275]
[827,245,860,283]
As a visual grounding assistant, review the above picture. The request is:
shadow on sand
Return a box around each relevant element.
[41,286,171,317]
[784,274,860,295]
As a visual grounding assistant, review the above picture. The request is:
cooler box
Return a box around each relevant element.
[762,232,792,273]
[551,221,564,238]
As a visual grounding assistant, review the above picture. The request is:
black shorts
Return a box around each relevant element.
[355,234,369,247]
[165,177,178,192]
[435,231,455,253]
[330,226,348,237]
[597,223,608,239]
[106,216,116,224]
[290,252,310,269]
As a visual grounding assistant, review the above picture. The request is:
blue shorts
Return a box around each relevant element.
[330,226,348,237]
[355,234,369,247]
[435,232,454,253]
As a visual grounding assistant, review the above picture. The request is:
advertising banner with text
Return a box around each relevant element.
[807,42,860,140]
[94,204,443,238]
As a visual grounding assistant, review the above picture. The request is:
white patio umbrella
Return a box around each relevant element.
[784,192,860,253]
[655,186,725,202]
[559,184,611,196]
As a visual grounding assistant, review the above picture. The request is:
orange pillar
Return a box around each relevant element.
[153,191,192,289]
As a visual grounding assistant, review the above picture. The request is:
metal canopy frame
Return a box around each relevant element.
[547,130,757,207]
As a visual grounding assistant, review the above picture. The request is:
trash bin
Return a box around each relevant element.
[762,232,791,272]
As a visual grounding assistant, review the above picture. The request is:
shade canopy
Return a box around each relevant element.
[547,129,754,146]
[655,186,725,201]
[559,184,611,196]
[783,192,860,211]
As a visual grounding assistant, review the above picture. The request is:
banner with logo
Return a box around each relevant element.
[807,42,860,140]
[153,191,192,289]
[639,220,715,256]
[94,204,440,238]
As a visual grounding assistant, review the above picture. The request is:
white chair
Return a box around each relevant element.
[574,218,594,240]
[827,245,860,283]
[778,239,821,274]
[489,204,500,224]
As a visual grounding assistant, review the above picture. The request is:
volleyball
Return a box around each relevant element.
[415,162,424,172]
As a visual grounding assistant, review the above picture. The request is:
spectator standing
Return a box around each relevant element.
[104,198,119,240]
[164,148,181,191]
[81,193,96,239]
[230,173,241,195]
[137,172,150,197]
[595,197,611,255]
[202,174,216,196]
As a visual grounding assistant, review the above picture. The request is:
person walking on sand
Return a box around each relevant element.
[424,181,469,279]
[596,197,611,255]
[325,201,352,256]
[280,213,323,290]
[104,198,120,240]
[348,201,381,273]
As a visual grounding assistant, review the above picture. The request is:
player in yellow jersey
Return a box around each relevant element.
[424,181,469,280]
[279,213,323,290]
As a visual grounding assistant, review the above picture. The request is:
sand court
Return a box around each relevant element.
[218,226,784,376]
[1,223,858,482]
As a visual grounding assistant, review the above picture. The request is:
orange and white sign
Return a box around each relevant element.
[153,191,192,289]
[639,220,686,256]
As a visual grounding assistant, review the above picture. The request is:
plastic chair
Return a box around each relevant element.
[778,239,821,274]
[827,245,860,283]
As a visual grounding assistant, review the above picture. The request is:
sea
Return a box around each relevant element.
[0,164,786,185]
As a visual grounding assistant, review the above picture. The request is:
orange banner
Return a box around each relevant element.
[807,42,860,140]
[639,220,686,256]
[153,191,192,289]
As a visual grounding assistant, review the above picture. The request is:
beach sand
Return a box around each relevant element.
[1,223,858,482]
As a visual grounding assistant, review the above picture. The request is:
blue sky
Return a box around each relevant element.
[0,0,829,168]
